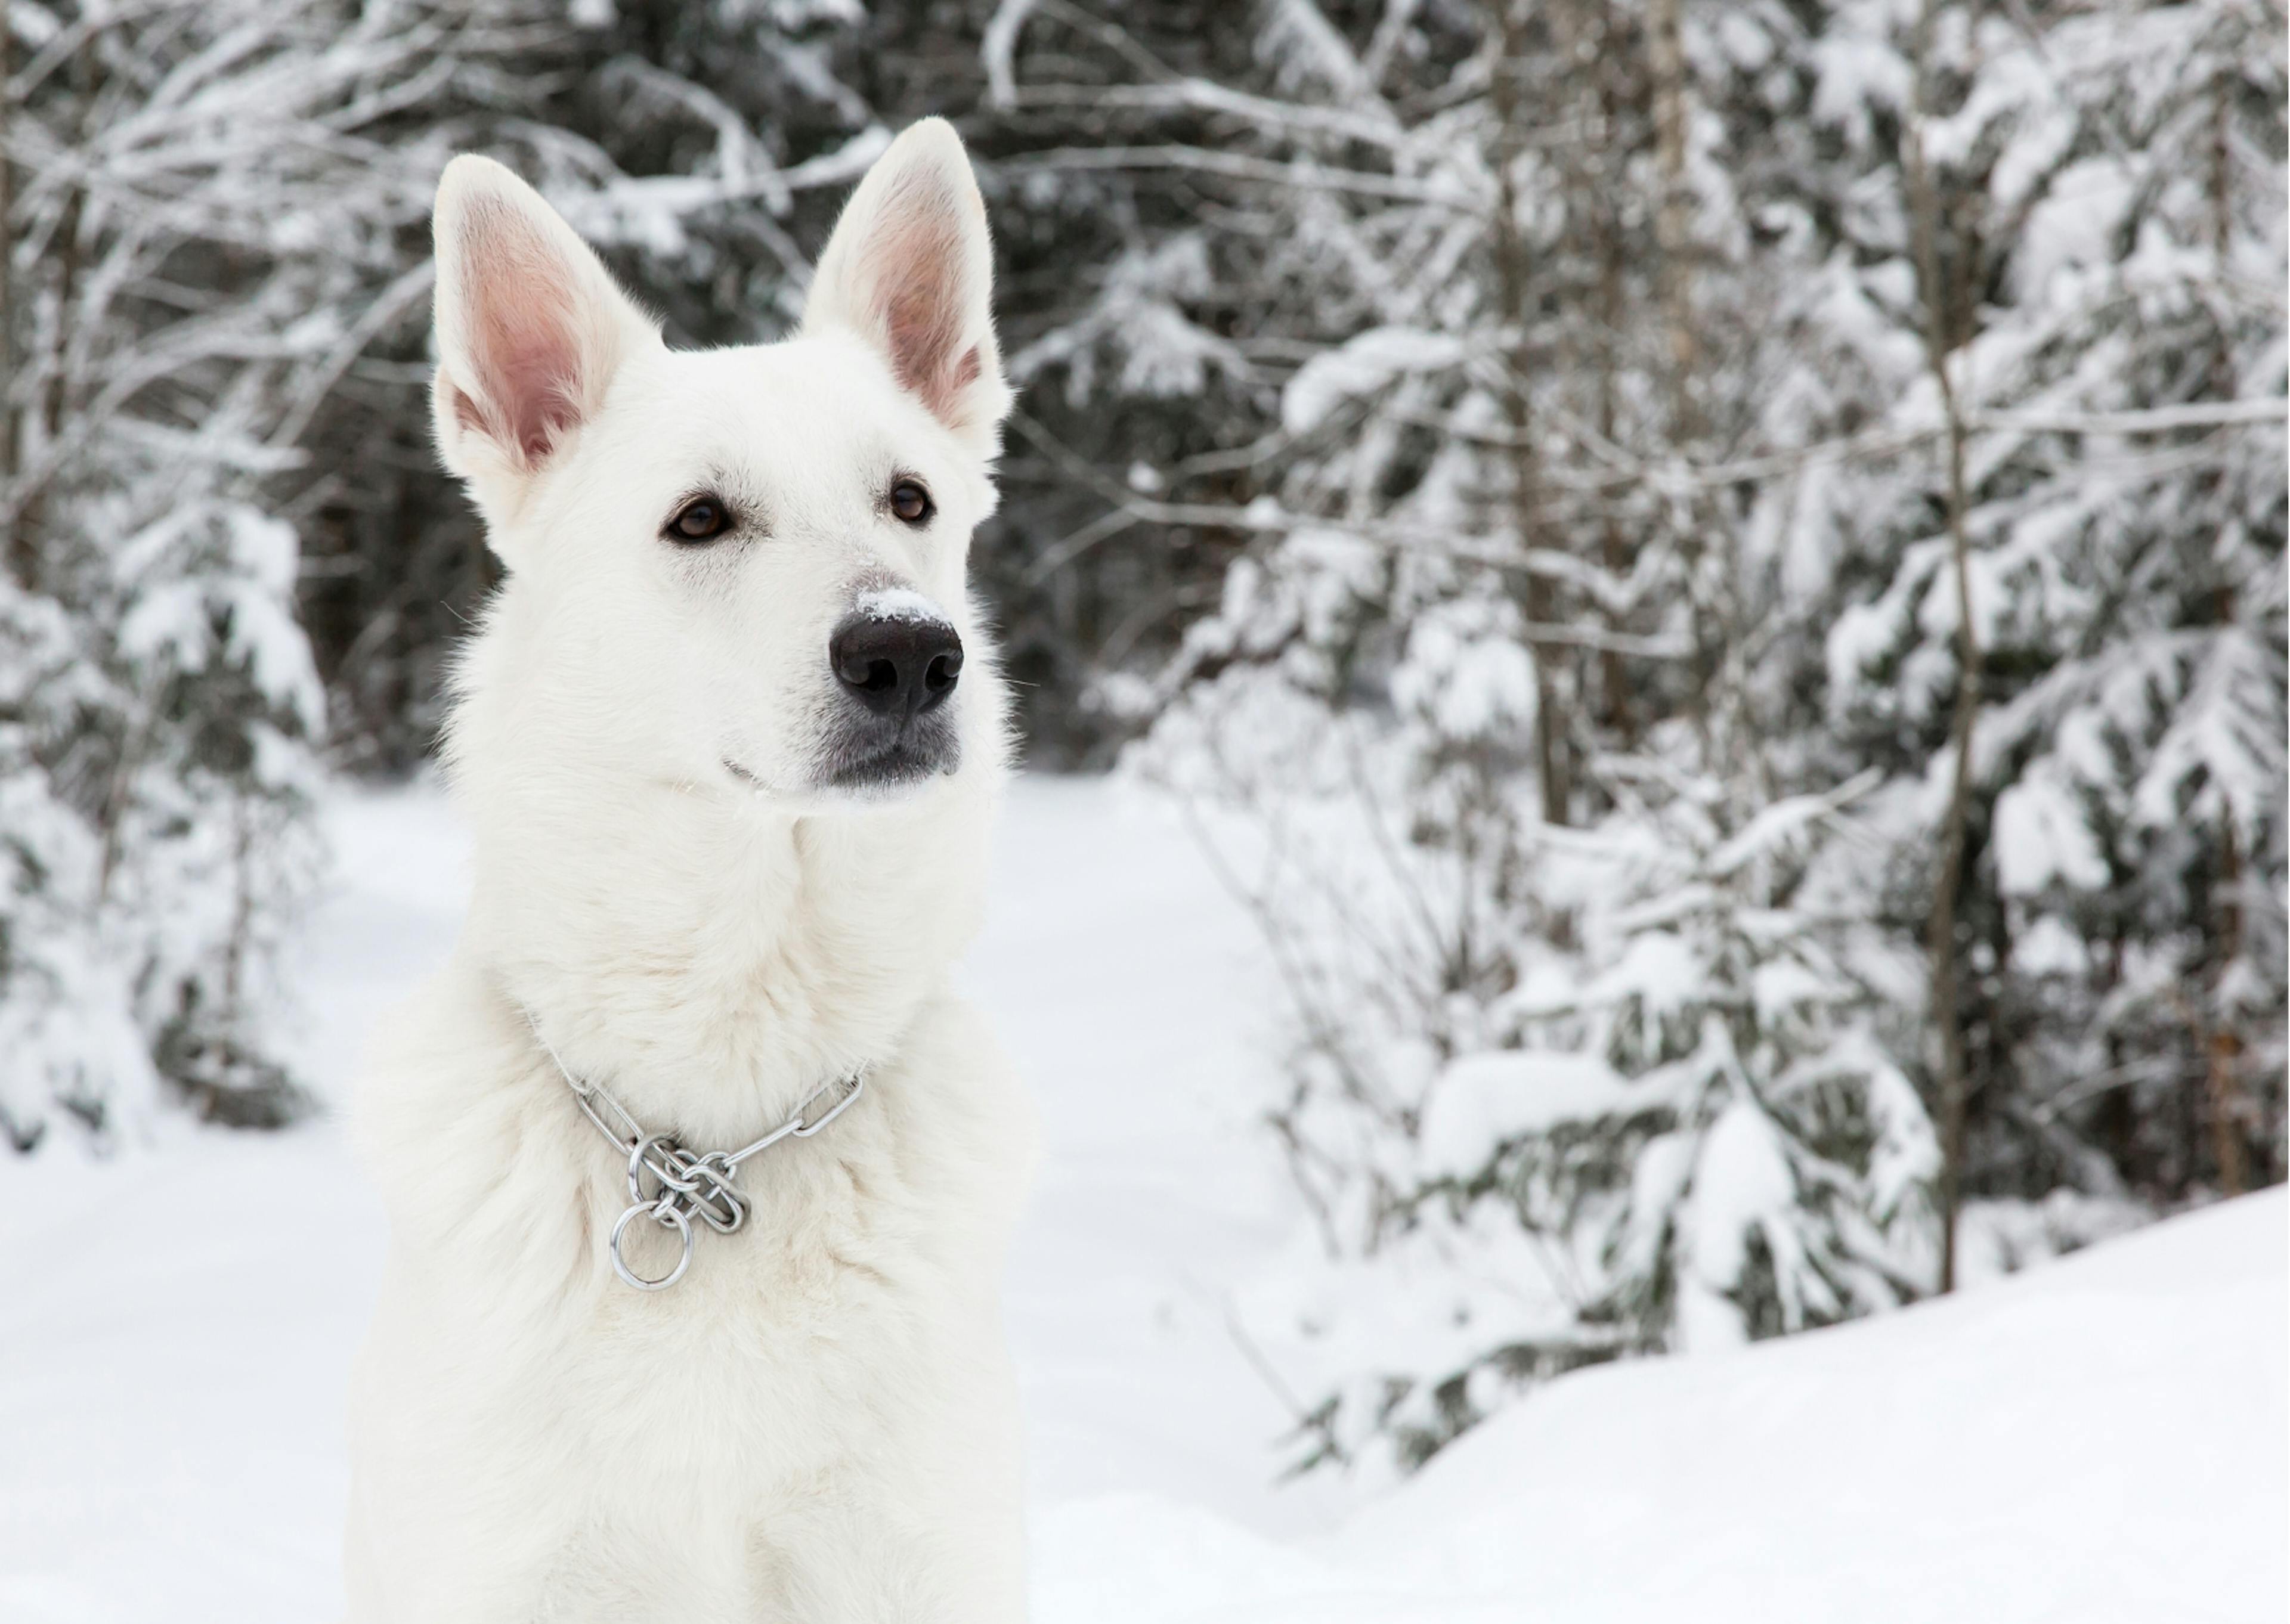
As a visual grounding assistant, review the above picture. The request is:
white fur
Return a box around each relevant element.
[345,121,1037,1622]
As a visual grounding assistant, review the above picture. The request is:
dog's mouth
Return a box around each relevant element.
[817,711,962,794]
[722,711,961,800]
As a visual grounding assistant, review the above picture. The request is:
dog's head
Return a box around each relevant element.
[430,120,1011,808]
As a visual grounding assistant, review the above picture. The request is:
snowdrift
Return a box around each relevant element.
[1037,1189,2288,1624]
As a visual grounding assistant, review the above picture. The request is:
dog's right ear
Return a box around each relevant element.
[430,156,656,506]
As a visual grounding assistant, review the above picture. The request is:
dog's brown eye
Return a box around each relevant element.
[889,480,933,525]
[666,497,730,543]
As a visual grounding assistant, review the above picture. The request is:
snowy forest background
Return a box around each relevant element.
[1,0,2283,1485]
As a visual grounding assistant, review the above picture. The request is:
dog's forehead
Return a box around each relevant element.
[646,336,949,488]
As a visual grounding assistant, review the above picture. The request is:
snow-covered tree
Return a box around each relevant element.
[0,574,150,1148]
[1005,0,2284,1476]
[1800,0,2289,1226]
[0,0,530,1146]
[1026,0,1946,1476]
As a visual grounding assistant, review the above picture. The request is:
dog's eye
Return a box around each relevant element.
[889,480,933,525]
[666,497,731,544]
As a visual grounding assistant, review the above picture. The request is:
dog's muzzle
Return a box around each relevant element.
[816,608,963,789]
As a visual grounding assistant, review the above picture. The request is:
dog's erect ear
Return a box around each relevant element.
[430,155,655,492]
[802,119,1011,454]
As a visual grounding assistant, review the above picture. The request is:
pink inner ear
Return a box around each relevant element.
[867,175,983,429]
[457,199,591,469]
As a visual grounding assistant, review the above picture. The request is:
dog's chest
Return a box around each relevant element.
[350,977,1032,1619]
[558,1229,930,1497]
[503,1104,1005,1610]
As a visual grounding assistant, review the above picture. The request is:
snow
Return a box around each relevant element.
[1994,769,2112,896]
[1418,1049,1638,1174]
[1681,1098,1806,1331]
[1041,1190,2286,1624]
[1280,327,1467,436]
[2,775,2283,1620]
[853,585,953,626]
[1391,600,1538,741]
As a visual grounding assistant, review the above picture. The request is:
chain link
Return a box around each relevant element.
[525,1013,868,1291]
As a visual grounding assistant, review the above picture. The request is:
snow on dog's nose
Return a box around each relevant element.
[830,598,963,721]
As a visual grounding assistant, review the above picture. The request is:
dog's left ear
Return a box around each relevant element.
[802,120,1012,455]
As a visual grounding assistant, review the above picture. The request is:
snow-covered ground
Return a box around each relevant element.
[1,776,2282,1621]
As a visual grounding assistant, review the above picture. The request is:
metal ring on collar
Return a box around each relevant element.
[609,1198,694,1291]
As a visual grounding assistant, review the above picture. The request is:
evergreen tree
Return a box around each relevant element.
[1024,0,2285,1473]
[1802,0,2289,1221]
[0,0,531,1144]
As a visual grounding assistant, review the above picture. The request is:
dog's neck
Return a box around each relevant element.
[446,723,997,1146]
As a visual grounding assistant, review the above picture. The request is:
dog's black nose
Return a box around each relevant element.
[830,613,963,719]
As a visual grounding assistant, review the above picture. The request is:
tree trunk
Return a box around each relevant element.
[1490,0,1567,826]
[1648,0,1697,396]
[1648,0,1753,780]
[13,43,92,560]
[2202,55,2248,1199]
[2208,823,2248,1196]
[1907,0,1982,1294]
[1592,2,1635,751]
[0,8,19,587]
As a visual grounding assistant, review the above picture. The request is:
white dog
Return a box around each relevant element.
[343,120,1036,1622]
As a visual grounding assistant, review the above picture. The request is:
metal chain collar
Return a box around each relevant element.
[525,1015,868,1292]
